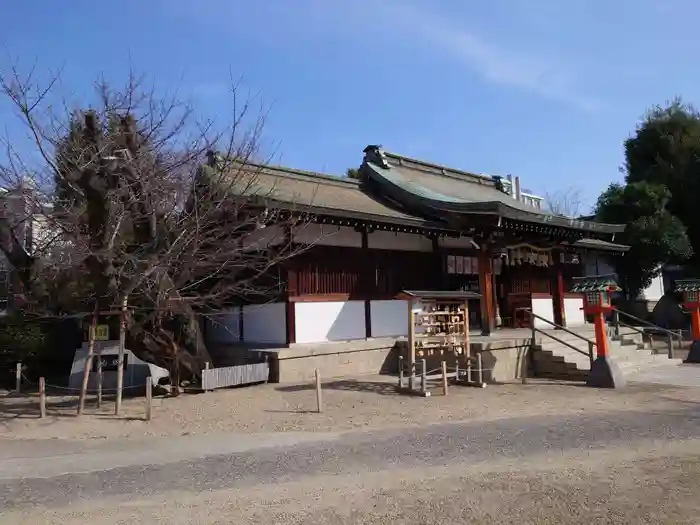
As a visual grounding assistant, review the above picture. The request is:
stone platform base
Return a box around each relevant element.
[587,356,626,388]
[684,340,700,364]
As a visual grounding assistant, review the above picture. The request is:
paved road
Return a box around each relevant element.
[3,404,700,524]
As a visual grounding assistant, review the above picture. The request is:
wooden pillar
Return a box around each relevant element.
[285,225,296,345]
[552,251,566,328]
[478,244,495,336]
[285,291,296,345]
[432,235,445,289]
[362,228,372,339]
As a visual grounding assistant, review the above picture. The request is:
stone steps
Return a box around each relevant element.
[532,326,673,381]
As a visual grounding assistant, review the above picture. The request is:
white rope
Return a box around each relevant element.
[20,373,151,394]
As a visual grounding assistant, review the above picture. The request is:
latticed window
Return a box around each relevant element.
[586,292,600,305]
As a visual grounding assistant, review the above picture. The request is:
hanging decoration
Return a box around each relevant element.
[506,243,553,267]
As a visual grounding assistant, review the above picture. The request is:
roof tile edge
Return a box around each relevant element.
[237,160,362,187]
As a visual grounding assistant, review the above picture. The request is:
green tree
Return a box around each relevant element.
[624,99,700,267]
[345,167,360,179]
[595,181,692,297]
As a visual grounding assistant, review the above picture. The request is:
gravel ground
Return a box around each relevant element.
[2,376,699,441]
[3,408,700,524]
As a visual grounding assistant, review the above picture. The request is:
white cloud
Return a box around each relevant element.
[166,0,599,111]
[373,1,600,111]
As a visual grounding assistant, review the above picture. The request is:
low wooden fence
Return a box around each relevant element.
[201,362,270,391]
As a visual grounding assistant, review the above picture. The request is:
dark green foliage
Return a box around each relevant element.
[593,99,700,297]
[345,168,360,179]
[595,181,692,297]
[623,100,700,267]
[0,312,46,362]
[0,313,82,387]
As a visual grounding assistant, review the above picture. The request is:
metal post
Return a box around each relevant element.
[455,361,460,383]
[477,353,484,385]
[612,310,620,338]
[398,355,404,389]
[203,361,210,393]
[420,359,427,395]
[15,362,21,393]
[667,334,674,359]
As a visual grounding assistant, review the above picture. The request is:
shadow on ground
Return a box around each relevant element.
[0,396,79,422]
[276,379,401,396]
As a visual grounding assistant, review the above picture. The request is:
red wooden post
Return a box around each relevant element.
[592,313,609,358]
[691,308,700,341]
[477,246,495,336]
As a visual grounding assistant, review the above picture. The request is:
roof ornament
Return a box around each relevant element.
[491,175,509,195]
[362,144,391,169]
[206,149,221,168]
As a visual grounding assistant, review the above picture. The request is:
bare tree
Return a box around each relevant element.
[0,63,311,398]
[544,187,586,218]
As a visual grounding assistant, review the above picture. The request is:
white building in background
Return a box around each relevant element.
[0,186,58,311]
[500,175,545,210]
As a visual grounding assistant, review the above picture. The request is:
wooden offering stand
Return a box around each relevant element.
[395,290,485,396]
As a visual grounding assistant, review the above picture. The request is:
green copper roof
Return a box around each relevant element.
[570,274,621,293]
[675,279,700,292]
[361,146,626,234]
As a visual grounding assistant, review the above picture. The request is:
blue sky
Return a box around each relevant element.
[1,0,698,210]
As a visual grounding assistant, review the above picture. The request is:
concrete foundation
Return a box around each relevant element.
[586,355,626,388]
[273,339,399,383]
[683,340,700,364]
[210,332,533,384]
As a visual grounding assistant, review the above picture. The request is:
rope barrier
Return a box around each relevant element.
[20,372,150,395]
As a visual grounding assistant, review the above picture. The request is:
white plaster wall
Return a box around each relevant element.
[295,301,366,343]
[293,224,362,248]
[438,236,476,249]
[370,300,409,337]
[367,231,432,252]
[241,224,284,250]
[564,297,586,327]
[532,297,555,329]
[243,303,287,344]
[206,309,241,343]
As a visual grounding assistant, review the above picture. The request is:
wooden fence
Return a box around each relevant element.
[201,362,270,391]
